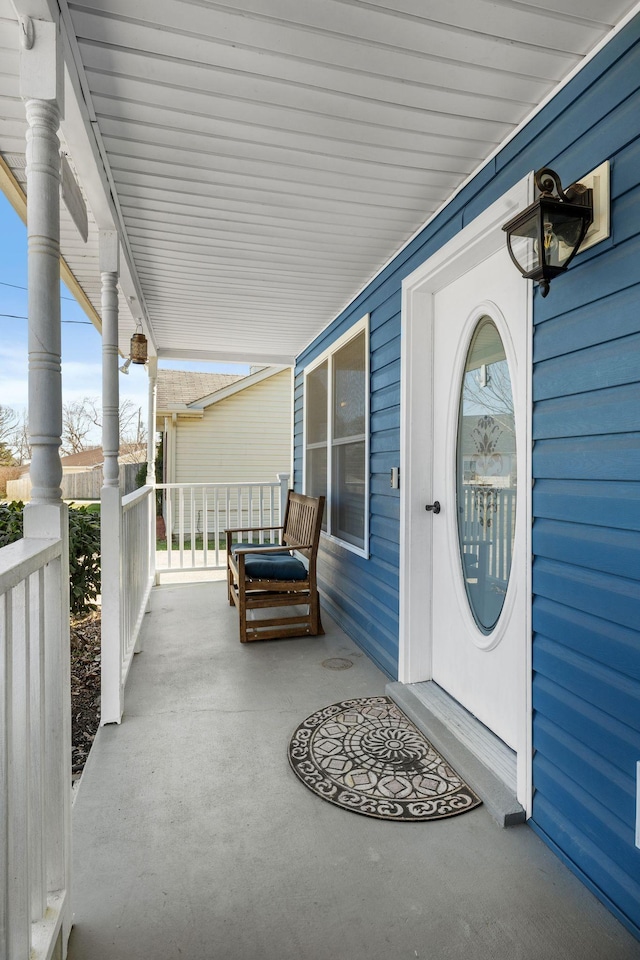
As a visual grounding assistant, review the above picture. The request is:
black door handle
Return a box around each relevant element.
[425,501,441,514]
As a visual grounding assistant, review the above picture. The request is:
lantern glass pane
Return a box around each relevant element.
[543,210,588,269]
[508,210,540,275]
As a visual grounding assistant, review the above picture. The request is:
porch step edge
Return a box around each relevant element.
[386,681,525,828]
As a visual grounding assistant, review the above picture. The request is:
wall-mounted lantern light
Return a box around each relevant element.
[502,167,593,297]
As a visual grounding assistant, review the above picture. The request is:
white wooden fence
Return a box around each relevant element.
[0,536,71,960]
[157,475,289,574]
[7,461,143,503]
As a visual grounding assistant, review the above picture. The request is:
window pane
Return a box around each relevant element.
[306,361,328,444]
[333,332,365,439]
[456,317,516,634]
[332,440,365,548]
[306,446,327,530]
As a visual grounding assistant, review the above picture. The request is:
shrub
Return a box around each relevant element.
[0,500,101,616]
[68,506,101,615]
[135,462,148,489]
[0,500,25,547]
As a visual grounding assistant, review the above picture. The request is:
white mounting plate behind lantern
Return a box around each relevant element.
[60,153,88,243]
[578,160,610,252]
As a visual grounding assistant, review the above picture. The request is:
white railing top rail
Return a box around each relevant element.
[157,481,282,490]
[122,484,153,512]
[0,536,62,591]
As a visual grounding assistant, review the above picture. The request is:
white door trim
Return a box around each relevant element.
[398,176,534,812]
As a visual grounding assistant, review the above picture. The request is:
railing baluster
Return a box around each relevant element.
[179,487,185,566]
[259,487,265,542]
[203,488,209,568]
[29,569,46,921]
[166,490,173,569]
[190,487,196,568]
[13,579,30,954]
[213,488,220,567]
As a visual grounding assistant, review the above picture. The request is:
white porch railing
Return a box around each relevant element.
[0,536,71,960]
[459,484,516,584]
[121,485,155,664]
[157,474,290,574]
[101,484,155,725]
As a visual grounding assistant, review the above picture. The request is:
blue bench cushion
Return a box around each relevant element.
[242,552,307,582]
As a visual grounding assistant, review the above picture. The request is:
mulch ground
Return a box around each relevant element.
[70,612,101,780]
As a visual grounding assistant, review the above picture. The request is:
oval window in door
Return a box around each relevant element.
[456,317,516,633]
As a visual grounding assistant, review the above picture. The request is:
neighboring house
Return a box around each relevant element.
[296,21,640,940]
[157,366,292,486]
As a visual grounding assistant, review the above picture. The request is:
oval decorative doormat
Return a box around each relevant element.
[288,696,481,821]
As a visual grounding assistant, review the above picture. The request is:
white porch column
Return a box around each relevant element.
[24,100,63,503]
[277,472,290,525]
[100,230,120,489]
[146,356,157,595]
[146,356,157,484]
[99,230,124,725]
[19,14,72,959]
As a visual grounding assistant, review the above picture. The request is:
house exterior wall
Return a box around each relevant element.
[295,16,640,939]
[174,368,292,484]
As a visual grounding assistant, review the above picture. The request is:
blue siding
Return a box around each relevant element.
[294,14,640,937]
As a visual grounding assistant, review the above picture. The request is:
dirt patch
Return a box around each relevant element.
[70,612,101,780]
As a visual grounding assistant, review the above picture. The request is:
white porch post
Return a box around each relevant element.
[19,13,72,958]
[277,472,290,525]
[99,230,123,725]
[146,356,157,485]
[145,356,157,613]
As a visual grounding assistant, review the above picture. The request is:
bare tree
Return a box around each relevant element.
[0,405,20,464]
[118,400,146,445]
[60,396,147,457]
[61,399,96,455]
[12,410,31,465]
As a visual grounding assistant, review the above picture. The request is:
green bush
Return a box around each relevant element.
[135,463,148,489]
[0,500,101,616]
[0,500,25,547]
[68,506,101,615]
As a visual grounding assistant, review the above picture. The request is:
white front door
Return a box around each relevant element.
[399,178,533,808]
[430,248,527,750]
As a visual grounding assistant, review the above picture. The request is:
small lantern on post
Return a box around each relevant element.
[502,167,593,297]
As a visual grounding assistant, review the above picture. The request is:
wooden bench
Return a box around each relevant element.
[225,491,325,642]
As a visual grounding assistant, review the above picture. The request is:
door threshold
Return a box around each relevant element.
[386,680,525,827]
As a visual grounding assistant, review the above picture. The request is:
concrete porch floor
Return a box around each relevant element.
[67,580,639,960]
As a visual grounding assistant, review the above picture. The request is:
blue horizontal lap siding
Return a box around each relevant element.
[528,20,640,935]
[534,479,640,532]
[295,15,640,937]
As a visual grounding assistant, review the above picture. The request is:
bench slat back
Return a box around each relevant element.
[282,492,324,560]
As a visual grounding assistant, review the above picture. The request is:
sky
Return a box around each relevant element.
[0,190,249,447]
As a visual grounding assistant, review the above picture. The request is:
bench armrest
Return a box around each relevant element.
[234,542,312,555]
[225,524,284,535]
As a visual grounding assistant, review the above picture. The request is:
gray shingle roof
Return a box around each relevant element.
[156,370,245,409]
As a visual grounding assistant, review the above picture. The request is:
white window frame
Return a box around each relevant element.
[303,315,370,558]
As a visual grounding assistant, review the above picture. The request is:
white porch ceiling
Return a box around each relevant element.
[0,0,638,363]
